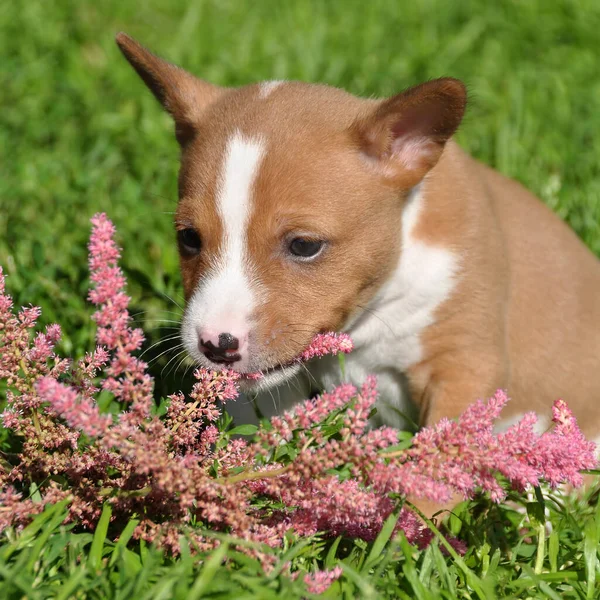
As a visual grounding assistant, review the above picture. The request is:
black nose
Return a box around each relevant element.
[200,333,240,364]
[218,333,239,350]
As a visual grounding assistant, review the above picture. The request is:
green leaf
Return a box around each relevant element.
[4,499,67,561]
[526,501,545,526]
[121,548,143,578]
[397,535,433,600]
[267,538,315,580]
[55,567,88,600]
[274,444,290,461]
[23,499,71,572]
[584,516,598,600]
[228,424,258,436]
[88,503,112,572]
[187,542,229,600]
[108,517,139,567]
[339,561,378,600]
[548,530,559,572]
[533,485,546,510]
[29,480,43,503]
[363,511,399,572]
[325,536,343,570]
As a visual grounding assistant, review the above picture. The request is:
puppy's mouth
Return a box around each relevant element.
[236,362,302,393]
[237,357,300,383]
[236,332,354,386]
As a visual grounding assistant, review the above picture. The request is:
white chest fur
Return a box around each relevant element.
[311,187,461,428]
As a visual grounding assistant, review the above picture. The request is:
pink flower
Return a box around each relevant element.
[243,332,354,380]
[303,566,343,594]
[1,215,597,566]
[298,332,354,361]
[37,377,112,437]
[88,213,153,421]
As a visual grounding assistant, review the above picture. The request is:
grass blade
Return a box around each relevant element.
[88,503,112,572]
[109,518,140,568]
[362,511,399,573]
[584,516,598,600]
[187,543,229,600]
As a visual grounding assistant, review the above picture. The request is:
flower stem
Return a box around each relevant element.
[218,464,290,485]
[31,409,42,438]
[171,401,199,434]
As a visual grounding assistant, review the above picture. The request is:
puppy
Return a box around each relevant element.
[116,33,600,439]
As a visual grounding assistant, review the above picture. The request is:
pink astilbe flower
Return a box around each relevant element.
[368,391,597,504]
[241,332,354,380]
[27,324,62,363]
[246,385,596,548]
[517,399,596,488]
[0,488,42,534]
[190,367,240,404]
[302,566,343,594]
[260,382,359,445]
[298,332,353,361]
[1,215,597,580]
[88,213,153,421]
[37,377,112,438]
[289,477,396,541]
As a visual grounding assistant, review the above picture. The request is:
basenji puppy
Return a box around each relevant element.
[116,33,600,439]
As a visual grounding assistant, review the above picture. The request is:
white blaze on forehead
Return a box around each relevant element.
[182,132,265,368]
[217,132,264,258]
[259,80,284,99]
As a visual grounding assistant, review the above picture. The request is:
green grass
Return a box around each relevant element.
[2,490,600,599]
[1,0,600,597]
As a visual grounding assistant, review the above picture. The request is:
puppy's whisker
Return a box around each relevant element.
[354,303,395,335]
[161,349,189,379]
[156,291,184,311]
[130,309,183,319]
[140,334,183,358]
[180,355,198,381]
[297,361,320,391]
[147,343,184,367]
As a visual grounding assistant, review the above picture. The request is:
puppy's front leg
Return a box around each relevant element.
[408,350,510,427]
[405,353,509,518]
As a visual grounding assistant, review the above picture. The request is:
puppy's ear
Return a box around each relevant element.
[353,78,466,186]
[116,33,226,145]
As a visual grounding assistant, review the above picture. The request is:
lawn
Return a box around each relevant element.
[1,0,600,597]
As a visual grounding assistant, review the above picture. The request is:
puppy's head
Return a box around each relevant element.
[116,33,466,388]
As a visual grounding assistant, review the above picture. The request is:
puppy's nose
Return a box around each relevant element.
[217,333,239,350]
[199,331,241,364]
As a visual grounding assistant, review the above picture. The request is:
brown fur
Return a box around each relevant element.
[413,144,600,437]
[116,33,600,441]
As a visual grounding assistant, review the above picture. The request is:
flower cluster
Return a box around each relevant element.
[88,213,153,423]
[0,213,597,591]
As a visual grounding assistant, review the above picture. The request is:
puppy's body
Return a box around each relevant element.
[116,34,600,437]
[255,141,600,436]
[315,142,600,435]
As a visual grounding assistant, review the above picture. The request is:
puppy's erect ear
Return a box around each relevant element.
[115,33,226,145]
[353,78,467,186]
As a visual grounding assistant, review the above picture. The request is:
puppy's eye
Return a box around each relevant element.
[178,228,202,256]
[288,238,325,260]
